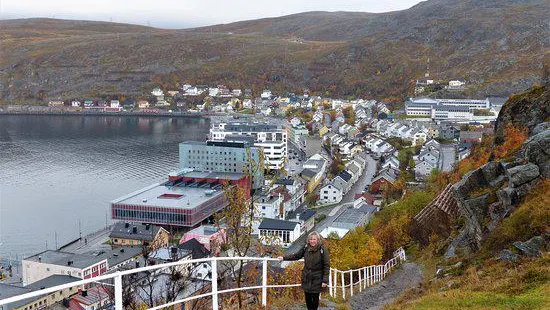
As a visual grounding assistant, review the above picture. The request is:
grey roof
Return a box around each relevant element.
[275,178,295,186]
[82,245,143,268]
[287,207,317,222]
[338,170,352,182]
[178,238,211,259]
[0,275,80,309]
[27,275,80,290]
[258,218,299,231]
[297,209,316,222]
[24,251,106,269]
[300,168,317,179]
[109,222,162,241]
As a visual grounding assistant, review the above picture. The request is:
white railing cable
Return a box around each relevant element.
[0,248,406,309]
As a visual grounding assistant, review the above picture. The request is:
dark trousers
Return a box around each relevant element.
[304,292,320,310]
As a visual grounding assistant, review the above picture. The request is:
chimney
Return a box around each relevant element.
[125,222,130,228]
[295,213,300,222]
[67,261,73,266]
[38,256,42,262]
[145,224,150,230]
[135,261,140,268]
[132,226,137,234]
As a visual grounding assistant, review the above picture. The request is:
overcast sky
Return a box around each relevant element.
[0,0,424,28]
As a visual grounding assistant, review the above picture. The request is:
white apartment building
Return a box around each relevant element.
[405,97,490,119]
[210,122,287,170]
[22,251,108,286]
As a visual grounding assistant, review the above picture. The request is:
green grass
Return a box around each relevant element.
[402,285,549,310]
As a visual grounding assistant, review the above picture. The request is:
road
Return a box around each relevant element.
[341,154,377,203]
[59,224,114,254]
[440,144,457,172]
[285,153,378,254]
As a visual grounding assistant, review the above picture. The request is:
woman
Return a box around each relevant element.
[278,231,330,310]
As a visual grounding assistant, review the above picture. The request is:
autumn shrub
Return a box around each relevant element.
[493,124,529,160]
[327,228,383,270]
[367,190,435,259]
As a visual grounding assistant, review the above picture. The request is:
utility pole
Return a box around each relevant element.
[79,219,82,240]
[55,231,58,250]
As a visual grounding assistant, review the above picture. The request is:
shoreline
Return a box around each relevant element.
[0,110,221,118]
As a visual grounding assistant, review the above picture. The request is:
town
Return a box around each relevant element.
[0,81,507,309]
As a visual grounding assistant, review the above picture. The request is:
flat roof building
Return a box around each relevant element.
[111,171,250,227]
[179,140,263,189]
[209,121,287,170]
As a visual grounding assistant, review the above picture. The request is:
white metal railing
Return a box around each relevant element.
[328,247,406,299]
[0,248,406,310]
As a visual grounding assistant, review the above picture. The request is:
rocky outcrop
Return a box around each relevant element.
[497,234,549,262]
[519,124,550,178]
[446,128,549,258]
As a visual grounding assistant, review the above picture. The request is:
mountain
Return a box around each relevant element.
[0,0,548,103]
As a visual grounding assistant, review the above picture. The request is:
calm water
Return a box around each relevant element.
[0,115,210,259]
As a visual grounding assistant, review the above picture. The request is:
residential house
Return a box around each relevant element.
[369,167,399,194]
[109,222,170,249]
[300,154,327,192]
[318,126,330,138]
[258,218,300,248]
[180,225,226,256]
[415,160,437,181]
[381,155,400,170]
[319,182,344,204]
[22,251,108,286]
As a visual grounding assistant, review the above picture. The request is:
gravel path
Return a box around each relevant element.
[349,263,423,310]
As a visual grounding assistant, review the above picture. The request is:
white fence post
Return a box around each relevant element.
[363,267,367,289]
[262,258,267,307]
[341,271,345,298]
[114,273,122,310]
[349,272,353,296]
[211,259,218,310]
[328,269,333,297]
[333,268,338,297]
[358,269,362,292]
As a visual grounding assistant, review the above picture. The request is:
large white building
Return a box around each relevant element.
[209,121,287,170]
[405,97,491,120]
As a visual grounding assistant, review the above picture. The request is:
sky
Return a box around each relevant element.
[0,0,424,28]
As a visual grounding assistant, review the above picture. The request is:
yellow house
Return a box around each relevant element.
[319,126,330,138]
[109,222,170,249]
[351,145,364,156]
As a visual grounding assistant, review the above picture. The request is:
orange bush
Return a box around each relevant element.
[493,124,529,160]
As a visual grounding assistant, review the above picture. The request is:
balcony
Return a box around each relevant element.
[0,249,405,310]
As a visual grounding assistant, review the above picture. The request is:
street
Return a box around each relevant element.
[285,153,378,254]
[440,144,457,172]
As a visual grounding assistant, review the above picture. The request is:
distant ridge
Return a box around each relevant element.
[0,0,548,103]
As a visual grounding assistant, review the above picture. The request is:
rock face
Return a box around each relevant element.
[513,236,545,257]
[494,85,550,145]
[520,125,550,178]
[447,128,549,258]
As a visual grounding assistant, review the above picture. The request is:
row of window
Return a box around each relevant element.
[260,229,292,243]
[114,209,188,223]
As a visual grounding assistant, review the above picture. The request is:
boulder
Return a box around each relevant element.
[506,163,540,187]
[520,129,550,178]
[513,236,544,256]
[481,162,505,186]
[497,249,519,262]
[531,122,550,135]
